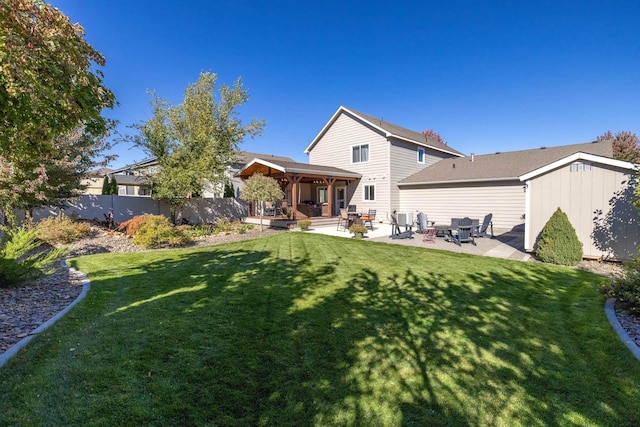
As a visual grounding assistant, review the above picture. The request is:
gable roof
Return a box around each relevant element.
[399,140,616,186]
[304,106,465,157]
[237,158,361,180]
[520,152,637,181]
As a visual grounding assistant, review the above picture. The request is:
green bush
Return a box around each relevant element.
[234,223,253,234]
[214,217,233,233]
[0,227,66,288]
[36,215,91,245]
[535,208,583,266]
[132,215,191,248]
[298,220,312,231]
[600,260,640,315]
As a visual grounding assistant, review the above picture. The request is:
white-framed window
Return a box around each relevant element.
[352,144,369,163]
[363,184,376,201]
[317,187,328,203]
[570,162,591,172]
[417,148,425,164]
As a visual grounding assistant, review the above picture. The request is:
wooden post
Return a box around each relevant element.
[324,177,336,217]
[286,174,303,220]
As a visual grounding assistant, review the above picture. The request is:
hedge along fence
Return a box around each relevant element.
[27,195,249,225]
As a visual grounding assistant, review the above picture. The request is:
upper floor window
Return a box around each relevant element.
[570,162,591,172]
[417,148,425,164]
[352,144,369,163]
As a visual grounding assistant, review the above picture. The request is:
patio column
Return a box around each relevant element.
[286,174,303,220]
[324,177,336,217]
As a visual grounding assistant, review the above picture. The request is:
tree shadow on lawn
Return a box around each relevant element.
[56,238,640,426]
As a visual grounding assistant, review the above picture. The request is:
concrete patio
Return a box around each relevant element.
[305,222,531,262]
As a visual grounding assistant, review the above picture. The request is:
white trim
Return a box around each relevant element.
[417,147,425,164]
[304,106,464,158]
[519,152,638,181]
[524,179,532,251]
[237,158,286,175]
[363,183,376,201]
[398,177,519,186]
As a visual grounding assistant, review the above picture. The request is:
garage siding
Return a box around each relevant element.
[527,163,639,259]
[399,181,525,230]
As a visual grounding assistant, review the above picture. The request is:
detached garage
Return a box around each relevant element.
[399,140,639,260]
[522,153,639,260]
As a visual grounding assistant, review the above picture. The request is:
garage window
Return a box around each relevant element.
[570,162,591,172]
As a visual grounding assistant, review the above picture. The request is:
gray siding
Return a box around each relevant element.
[399,181,525,230]
[526,163,639,259]
[309,112,391,218]
[389,139,454,211]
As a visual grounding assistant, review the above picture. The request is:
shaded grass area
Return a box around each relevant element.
[1,232,639,425]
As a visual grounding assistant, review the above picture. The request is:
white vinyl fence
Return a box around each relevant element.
[31,195,249,224]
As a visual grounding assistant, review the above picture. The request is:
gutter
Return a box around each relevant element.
[398,177,519,187]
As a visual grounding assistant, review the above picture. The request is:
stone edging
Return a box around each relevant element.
[0,266,91,369]
[605,298,640,362]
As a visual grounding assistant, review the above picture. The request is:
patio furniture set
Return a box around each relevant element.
[392,211,494,245]
[336,206,377,232]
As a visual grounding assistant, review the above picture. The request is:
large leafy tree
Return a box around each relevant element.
[0,1,115,223]
[240,173,284,231]
[134,72,265,219]
[0,0,115,156]
[597,130,640,163]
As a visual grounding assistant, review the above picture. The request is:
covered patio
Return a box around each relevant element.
[236,158,361,220]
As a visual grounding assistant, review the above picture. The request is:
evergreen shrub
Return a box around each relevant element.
[0,227,65,288]
[535,208,583,266]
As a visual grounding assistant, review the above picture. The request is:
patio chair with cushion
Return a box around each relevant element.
[452,217,476,246]
[417,212,436,242]
[361,209,376,230]
[336,208,351,231]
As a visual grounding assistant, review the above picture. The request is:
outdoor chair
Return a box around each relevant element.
[417,212,436,242]
[336,208,350,231]
[477,213,494,238]
[452,217,476,246]
[361,209,376,230]
[390,210,413,239]
[347,205,357,214]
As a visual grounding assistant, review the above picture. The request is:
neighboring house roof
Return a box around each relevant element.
[111,174,151,186]
[235,151,295,165]
[85,167,114,178]
[399,140,615,186]
[304,106,465,157]
[111,151,294,174]
[237,158,361,180]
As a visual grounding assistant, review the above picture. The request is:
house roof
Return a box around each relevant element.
[237,158,361,180]
[304,106,465,157]
[399,140,616,186]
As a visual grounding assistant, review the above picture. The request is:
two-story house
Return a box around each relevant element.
[238,106,464,220]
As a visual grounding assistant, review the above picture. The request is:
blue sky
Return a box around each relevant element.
[52,0,640,169]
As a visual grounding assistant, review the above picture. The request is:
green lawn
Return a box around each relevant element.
[1,232,639,426]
